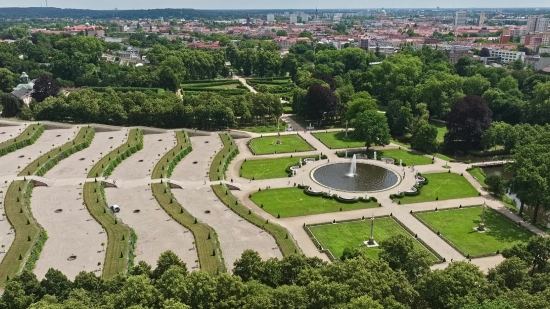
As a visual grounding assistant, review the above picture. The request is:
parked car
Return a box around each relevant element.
[110,205,120,213]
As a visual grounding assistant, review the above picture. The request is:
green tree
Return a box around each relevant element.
[153,251,188,280]
[342,295,384,309]
[276,30,288,36]
[386,100,413,136]
[485,174,505,196]
[487,257,529,290]
[233,250,264,282]
[1,93,24,117]
[444,94,492,152]
[305,84,339,126]
[350,110,391,149]
[0,68,16,92]
[32,75,59,103]
[463,74,491,96]
[40,269,73,301]
[345,98,377,122]
[379,235,432,282]
[409,102,430,137]
[411,124,439,153]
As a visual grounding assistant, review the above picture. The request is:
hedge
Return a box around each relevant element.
[209,133,239,181]
[0,124,44,157]
[152,131,192,179]
[19,127,96,176]
[89,87,164,94]
[88,129,143,178]
[181,79,238,86]
[390,175,428,199]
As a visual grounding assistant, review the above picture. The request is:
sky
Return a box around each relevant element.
[4,0,548,10]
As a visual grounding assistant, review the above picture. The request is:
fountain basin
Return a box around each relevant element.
[311,162,400,192]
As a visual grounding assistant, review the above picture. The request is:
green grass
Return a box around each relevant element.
[312,131,365,149]
[212,185,299,256]
[19,127,95,176]
[416,207,533,256]
[309,217,436,260]
[0,181,41,287]
[250,187,379,218]
[151,183,224,274]
[249,135,313,155]
[467,167,487,188]
[339,149,433,166]
[209,133,239,181]
[239,124,288,134]
[152,131,191,179]
[87,129,143,178]
[399,173,479,204]
[434,153,454,162]
[240,156,310,180]
[83,182,131,278]
[429,120,447,143]
[0,124,44,156]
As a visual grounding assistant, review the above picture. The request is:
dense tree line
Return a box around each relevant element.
[2,234,550,309]
[30,88,282,130]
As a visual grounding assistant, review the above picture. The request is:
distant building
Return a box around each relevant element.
[267,14,275,23]
[527,15,549,33]
[289,14,298,24]
[478,12,486,26]
[11,72,34,105]
[63,24,105,36]
[455,11,467,26]
[489,49,525,63]
[446,46,473,63]
[360,38,369,50]
[301,14,309,23]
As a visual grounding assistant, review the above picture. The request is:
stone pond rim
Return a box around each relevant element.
[311,162,400,193]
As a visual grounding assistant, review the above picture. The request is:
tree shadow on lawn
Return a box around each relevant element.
[468,210,532,244]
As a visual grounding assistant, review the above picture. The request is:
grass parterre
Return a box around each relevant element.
[239,156,313,180]
[396,172,479,204]
[248,135,313,155]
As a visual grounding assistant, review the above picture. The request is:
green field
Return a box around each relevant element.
[309,217,435,260]
[312,131,365,149]
[240,156,311,180]
[467,167,487,188]
[430,120,447,143]
[416,207,533,256]
[339,149,432,166]
[250,187,378,218]
[152,183,224,274]
[249,135,313,155]
[398,173,479,204]
[239,124,288,134]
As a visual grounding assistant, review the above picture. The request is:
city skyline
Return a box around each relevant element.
[6,0,550,10]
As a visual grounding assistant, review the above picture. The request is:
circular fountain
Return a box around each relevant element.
[311,155,400,192]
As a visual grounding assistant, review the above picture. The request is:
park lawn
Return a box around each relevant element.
[416,207,533,256]
[239,124,288,134]
[151,183,223,274]
[467,167,487,188]
[249,135,313,155]
[240,156,310,180]
[309,217,436,260]
[0,181,41,288]
[429,120,447,143]
[371,149,432,166]
[313,131,365,149]
[250,187,378,218]
[399,173,479,204]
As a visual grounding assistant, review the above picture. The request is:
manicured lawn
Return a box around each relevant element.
[249,135,313,155]
[152,183,223,274]
[434,153,454,162]
[429,120,447,143]
[152,131,191,179]
[416,207,533,256]
[467,167,487,188]
[239,124,288,134]
[340,149,433,166]
[309,217,435,260]
[209,133,238,181]
[399,173,479,204]
[240,156,311,180]
[312,131,365,149]
[250,187,378,218]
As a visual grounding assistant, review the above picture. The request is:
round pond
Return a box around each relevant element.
[311,163,399,192]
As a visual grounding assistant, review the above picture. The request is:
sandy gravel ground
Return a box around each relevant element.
[0,125,26,144]
[105,186,198,270]
[171,135,282,270]
[0,189,15,265]
[32,185,106,280]
[45,130,128,179]
[110,132,176,180]
[0,128,77,177]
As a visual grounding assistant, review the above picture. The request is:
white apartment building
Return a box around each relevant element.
[267,14,275,23]
[455,11,467,26]
[527,15,549,33]
[489,49,525,63]
[289,14,298,24]
[539,46,550,54]
[478,12,486,26]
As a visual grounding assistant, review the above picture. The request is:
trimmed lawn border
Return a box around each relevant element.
[304,215,443,263]
[212,184,299,257]
[151,183,225,274]
[250,186,379,218]
[209,133,239,181]
[0,124,44,157]
[19,127,96,176]
[152,131,192,179]
[210,133,299,256]
[0,181,45,287]
[239,155,316,180]
[248,134,315,155]
[412,205,536,259]
[88,129,143,178]
[312,131,365,149]
[83,182,135,278]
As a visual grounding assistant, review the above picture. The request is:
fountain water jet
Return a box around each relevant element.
[347,154,357,177]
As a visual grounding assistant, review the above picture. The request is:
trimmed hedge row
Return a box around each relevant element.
[151,183,225,274]
[0,124,44,157]
[89,87,164,94]
[88,129,143,178]
[209,133,239,181]
[181,87,248,94]
[20,127,96,176]
[181,79,238,86]
[152,131,192,179]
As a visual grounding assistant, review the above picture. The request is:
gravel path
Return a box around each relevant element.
[32,185,106,280]
[105,186,198,270]
[0,125,26,144]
